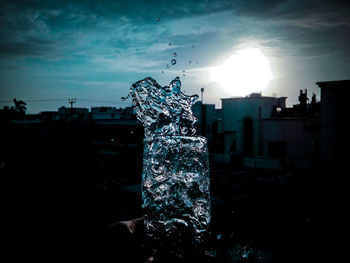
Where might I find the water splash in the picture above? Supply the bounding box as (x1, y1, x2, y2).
(122, 77, 198, 140)
(142, 135, 211, 249)
(123, 77, 210, 254)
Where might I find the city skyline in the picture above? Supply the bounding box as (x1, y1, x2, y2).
(1, 0, 350, 113)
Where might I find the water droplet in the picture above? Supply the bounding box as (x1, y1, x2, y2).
(182, 70, 185, 73)
(182, 74, 186, 77)
(171, 59, 176, 65)
(161, 70, 164, 73)
(173, 52, 177, 57)
(216, 234, 222, 240)
(156, 17, 160, 21)
(169, 43, 172, 46)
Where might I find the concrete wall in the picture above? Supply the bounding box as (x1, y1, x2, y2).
(221, 95, 286, 155)
(219, 94, 320, 168)
(262, 118, 319, 160)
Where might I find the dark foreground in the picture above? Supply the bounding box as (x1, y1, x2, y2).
(0, 121, 343, 262)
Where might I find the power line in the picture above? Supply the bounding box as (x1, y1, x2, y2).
(0, 98, 121, 104)
(78, 99, 119, 104)
(26, 99, 68, 102)
(0, 99, 67, 103)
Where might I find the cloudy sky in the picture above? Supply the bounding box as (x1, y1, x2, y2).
(1, 0, 349, 113)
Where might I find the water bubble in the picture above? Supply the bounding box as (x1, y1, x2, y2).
(156, 17, 160, 21)
(171, 59, 176, 65)
(173, 52, 177, 57)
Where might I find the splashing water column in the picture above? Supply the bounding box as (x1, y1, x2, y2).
(142, 135, 211, 252)
(123, 77, 211, 254)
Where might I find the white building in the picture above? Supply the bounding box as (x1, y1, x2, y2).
(221, 93, 286, 156)
(215, 92, 320, 169)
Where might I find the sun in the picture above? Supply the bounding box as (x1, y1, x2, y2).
(210, 48, 273, 96)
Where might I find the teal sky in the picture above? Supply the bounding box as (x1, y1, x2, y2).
(1, 0, 350, 113)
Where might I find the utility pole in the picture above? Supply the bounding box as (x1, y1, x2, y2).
(68, 98, 76, 120)
(200, 87, 204, 103)
(200, 87, 205, 136)
(68, 98, 76, 108)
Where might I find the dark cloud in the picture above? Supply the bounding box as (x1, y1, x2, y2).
(234, 0, 350, 27)
(1, 0, 350, 112)
(0, 41, 53, 58)
(1, 0, 349, 59)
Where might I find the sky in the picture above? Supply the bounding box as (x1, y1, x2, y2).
(1, 0, 349, 113)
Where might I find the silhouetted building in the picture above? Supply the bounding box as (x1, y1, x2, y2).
(317, 80, 350, 164)
(91, 107, 122, 120)
(91, 106, 135, 121)
(214, 92, 320, 169)
(39, 111, 59, 121)
(58, 106, 90, 120)
(215, 93, 286, 164)
(192, 101, 217, 143)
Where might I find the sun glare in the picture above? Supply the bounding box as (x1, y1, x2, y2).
(210, 48, 273, 96)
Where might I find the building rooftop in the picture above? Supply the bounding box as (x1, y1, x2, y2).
(316, 79, 350, 88)
(221, 93, 287, 101)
